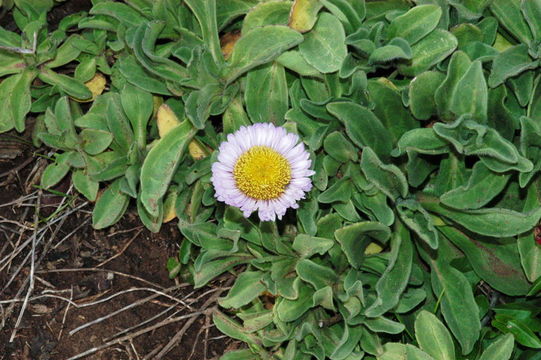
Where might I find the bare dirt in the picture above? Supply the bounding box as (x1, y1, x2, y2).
(0, 144, 235, 360)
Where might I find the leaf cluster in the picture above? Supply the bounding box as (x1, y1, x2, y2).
(3, 0, 541, 359)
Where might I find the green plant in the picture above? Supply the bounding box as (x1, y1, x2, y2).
(0, 0, 116, 134)
(10, 0, 541, 359)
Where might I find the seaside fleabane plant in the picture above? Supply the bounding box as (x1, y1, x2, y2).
(211, 123, 314, 221)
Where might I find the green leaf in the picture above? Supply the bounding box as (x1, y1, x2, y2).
(517, 181, 541, 282)
(361, 147, 408, 201)
(365, 225, 412, 317)
(39, 68, 92, 100)
(276, 50, 321, 77)
(449, 60, 488, 122)
(323, 131, 358, 162)
(117, 55, 172, 95)
(140, 121, 196, 217)
(509, 70, 535, 108)
(387, 5, 442, 45)
(409, 71, 446, 120)
(327, 102, 392, 159)
(394, 128, 449, 156)
(478, 333, 514, 360)
(213, 310, 263, 346)
(435, 51, 472, 121)
(220, 349, 260, 360)
(92, 179, 130, 229)
(334, 221, 391, 269)
(0, 70, 35, 133)
(528, 276, 541, 296)
(329, 323, 364, 359)
(184, 0, 223, 64)
(296, 259, 338, 289)
(0, 51, 25, 78)
(415, 311, 456, 360)
(245, 62, 288, 124)
(490, 0, 533, 46)
(131, 22, 188, 84)
(225, 25, 303, 83)
(430, 259, 480, 355)
(241, 0, 291, 34)
(46, 34, 83, 69)
(439, 226, 530, 296)
(41, 161, 70, 189)
(194, 255, 252, 288)
(378, 343, 435, 360)
(275, 282, 314, 321)
(90, 1, 146, 27)
(106, 93, 134, 154)
(522, 0, 541, 41)
(72, 170, 99, 202)
(365, 316, 405, 334)
(219, 271, 266, 308)
(185, 83, 224, 130)
(440, 162, 510, 210)
(369, 39, 412, 64)
(318, 177, 353, 204)
(397, 199, 439, 249)
(368, 80, 417, 144)
(121, 83, 152, 149)
(493, 315, 541, 349)
(80, 129, 113, 155)
(425, 199, 541, 238)
(137, 196, 163, 233)
(216, 0, 259, 30)
(223, 96, 251, 134)
(488, 45, 539, 88)
(433, 117, 532, 173)
(399, 29, 458, 77)
(299, 12, 347, 73)
(292, 234, 334, 258)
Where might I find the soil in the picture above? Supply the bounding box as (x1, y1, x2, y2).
(0, 142, 236, 360)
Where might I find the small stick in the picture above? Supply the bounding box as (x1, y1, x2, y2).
(66, 312, 204, 360)
(37, 268, 170, 290)
(69, 285, 191, 335)
(57, 287, 74, 341)
(96, 229, 143, 267)
(9, 189, 41, 342)
(104, 307, 180, 342)
(153, 277, 234, 359)
(0, 156, 34, 179)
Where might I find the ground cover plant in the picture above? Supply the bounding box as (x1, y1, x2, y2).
(2, 0, 541, 359)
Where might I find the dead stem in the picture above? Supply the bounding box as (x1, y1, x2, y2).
(96, 228, 143, 267)
(9, 188, 41, 342)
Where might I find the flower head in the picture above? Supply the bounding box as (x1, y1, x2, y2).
(211, 123, 314, 221)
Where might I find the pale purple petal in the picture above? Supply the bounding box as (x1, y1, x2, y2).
(211, 123, 315, 222)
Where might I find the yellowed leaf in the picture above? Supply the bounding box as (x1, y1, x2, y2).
(289, 0, 323, 33)
(73, 73, 106, 102)
(221, 31, 242, 59)
(163, 190, 178, 223)
(364, 242, 383, 255)
(152, 95, 164, 118)
(376, 77, 400, 91)
(493, 33, 513, 52)
(188, 139, 210, 160)
(157, 104, 181, 138)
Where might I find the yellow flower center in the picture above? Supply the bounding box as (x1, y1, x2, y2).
(233, 146, 291, 200)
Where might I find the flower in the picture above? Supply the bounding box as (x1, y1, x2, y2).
(211, 123, 314, 221)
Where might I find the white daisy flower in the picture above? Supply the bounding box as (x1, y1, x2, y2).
(211, 123, 315, 221)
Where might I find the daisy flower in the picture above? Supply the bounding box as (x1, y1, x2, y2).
(211, 123, 315, 221)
